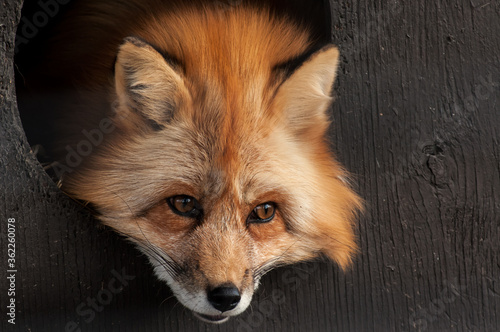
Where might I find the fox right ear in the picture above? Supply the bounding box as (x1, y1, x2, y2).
(273, 45, 340, 139)
(114, 36, 190, 129)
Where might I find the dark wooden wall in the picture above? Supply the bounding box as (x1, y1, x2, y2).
(1, 0, 499, 331)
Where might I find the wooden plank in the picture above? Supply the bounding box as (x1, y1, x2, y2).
(330, 0, 500, 330)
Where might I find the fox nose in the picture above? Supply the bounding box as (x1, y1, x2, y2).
(207, 284, 241, 312)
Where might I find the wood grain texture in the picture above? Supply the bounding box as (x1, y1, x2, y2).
(1, 0, 499, 331)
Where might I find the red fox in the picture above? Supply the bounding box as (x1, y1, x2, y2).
(21, 0, 362, 323)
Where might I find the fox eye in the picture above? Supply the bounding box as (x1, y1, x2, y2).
(167, 195, 202, 218)
(248, 202, 276, 224)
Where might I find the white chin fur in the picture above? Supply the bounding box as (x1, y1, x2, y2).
(193, 312, 230, 324)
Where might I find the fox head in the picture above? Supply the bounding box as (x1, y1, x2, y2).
(61, 8, 362, 323)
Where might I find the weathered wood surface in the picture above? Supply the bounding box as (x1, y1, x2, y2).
(1, 0, 499, 331)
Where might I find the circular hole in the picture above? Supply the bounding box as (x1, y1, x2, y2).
(14, 0, 332, 184)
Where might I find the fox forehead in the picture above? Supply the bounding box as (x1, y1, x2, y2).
(140, 7, 312, 81)
(99, 116, 308, 217)
(131, 7, 313, 126)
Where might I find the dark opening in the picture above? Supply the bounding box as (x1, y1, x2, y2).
(15, 0, 332, 177)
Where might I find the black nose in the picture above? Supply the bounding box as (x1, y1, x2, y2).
(207, 284, 241, 312)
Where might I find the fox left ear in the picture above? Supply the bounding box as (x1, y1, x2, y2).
(274, 45, 340, 136)
(113, 36, 191, 129)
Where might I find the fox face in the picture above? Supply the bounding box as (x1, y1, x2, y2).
(57, 6, 362, 323)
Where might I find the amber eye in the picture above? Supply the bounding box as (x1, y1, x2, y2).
(167, 195, 202, 218)
(248, 202, 276, 224)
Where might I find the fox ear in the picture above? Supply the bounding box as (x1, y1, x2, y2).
(274, 45, 340, 136)
(114, 36, 190, 129)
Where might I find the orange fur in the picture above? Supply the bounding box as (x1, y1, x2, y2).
(28, 0, 362, 323)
